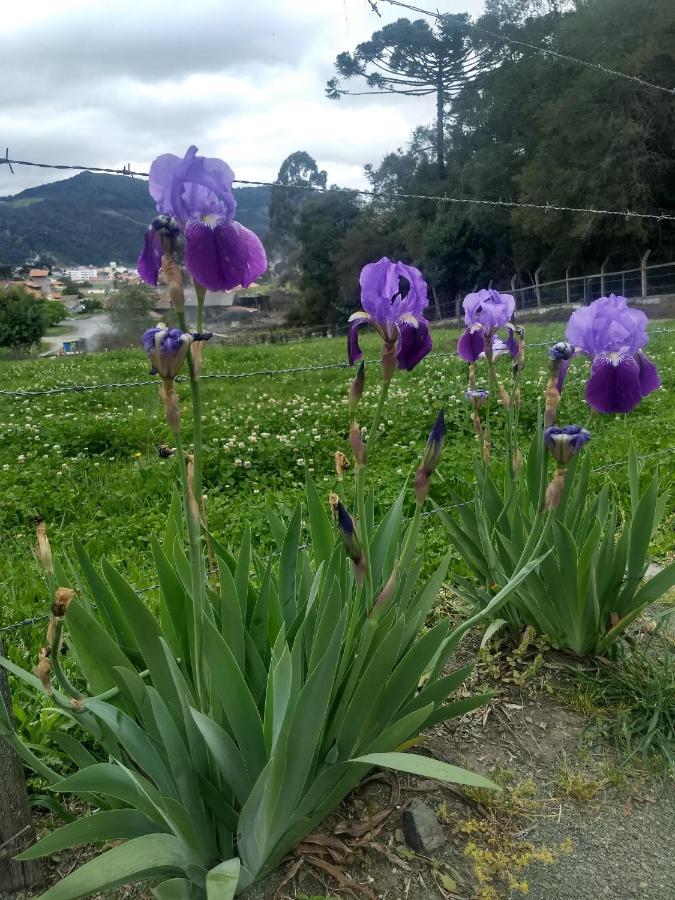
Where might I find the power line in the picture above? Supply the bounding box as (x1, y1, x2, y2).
(374, 0, 675, 98)
(2, 444, 672, 636)
(2, 153, 675, 223)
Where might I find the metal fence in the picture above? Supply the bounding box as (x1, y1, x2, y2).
(502, 260, 675, 312)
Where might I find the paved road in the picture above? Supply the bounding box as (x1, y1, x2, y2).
(42, 313, 111, 354)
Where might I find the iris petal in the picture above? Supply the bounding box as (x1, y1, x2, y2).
(635, 351, 661, 397)
(184, 217, 267, 292)
(348, 317, 369, 365)
(137, 229, 163, 286)
(556, 358, 571, 395)
(457, 327, 485, 362)
(585, 354, 642, 414)
(396, 316, 432, 370)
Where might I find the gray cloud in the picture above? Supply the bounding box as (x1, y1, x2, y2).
(0, 0, 484, 196)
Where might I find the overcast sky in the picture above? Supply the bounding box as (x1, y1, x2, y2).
(0, 0, 484, 197)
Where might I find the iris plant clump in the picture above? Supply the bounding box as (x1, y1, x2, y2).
(0, 149, 545, 900)
(441, 288, 674, 656)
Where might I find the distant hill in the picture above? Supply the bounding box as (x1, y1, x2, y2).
(0, 171, 270, 266)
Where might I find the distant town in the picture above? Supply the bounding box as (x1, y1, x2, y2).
(1, 262, 142, 312)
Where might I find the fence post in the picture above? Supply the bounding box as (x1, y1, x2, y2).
(431, 284, 442, 321)
(454, 293, 461, 329)
(600, 256, 610, 297)
(641, 249, 652, 297)
(565, 264, 572, 304)
(0, 638, 43, 895)
(534, 267, 542, 307)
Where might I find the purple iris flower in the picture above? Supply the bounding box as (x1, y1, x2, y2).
(142, 324, 212, 379)
(565, 294, 661, 414)
(544, 425, 591, 466)
(137, 146, 267, 293)
(465, 388, 489, 406)
(348, 257, 432, 372)
(457, 289, 517, 363)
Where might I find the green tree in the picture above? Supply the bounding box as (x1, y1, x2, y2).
(268, 151, 328, 283)
(0, 286, 45, 351)
(41, 300, 68, 327)
(109, 283, 161, 342)
(289, 190, 360, 326)
(327, 16, 485, 177)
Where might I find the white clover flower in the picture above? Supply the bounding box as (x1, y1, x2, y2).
(296, 458, 305, 466)
(2, 464, 9, 471)
(243, 460, 252, 469)
(234, 458, 243, 467)
(17, 455, 25, 463)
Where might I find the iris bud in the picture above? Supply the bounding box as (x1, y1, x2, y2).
(336, 500, 365, 585)
(415, 410, 445, 505)
(544, 425, 591, 466)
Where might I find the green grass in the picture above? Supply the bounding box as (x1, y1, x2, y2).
(1, 321, 673, 664)
(567, 622, 675, 775)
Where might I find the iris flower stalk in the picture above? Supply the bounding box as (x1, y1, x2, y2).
(142, 325, 210, 701)
(138, 147, 268, 707)
(346, 258, 431, 592)
(139, 146, 267, 513)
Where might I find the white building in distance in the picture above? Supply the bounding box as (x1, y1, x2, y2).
(65, 267, 99, 281)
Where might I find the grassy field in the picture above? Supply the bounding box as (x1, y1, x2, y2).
(1, 321, 673, 663)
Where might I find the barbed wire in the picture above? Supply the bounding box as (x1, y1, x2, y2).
(1, 446, 672, 636)
(1, 329, 673, 400)
(2, 153, 675, 223)
(375, 0, 675, 98)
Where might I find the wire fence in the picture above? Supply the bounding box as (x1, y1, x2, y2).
(1, 328, 674, 400)
(2, 153, 675, 224)
(2, 444, 673, 637)
(503, 262, 675, 312)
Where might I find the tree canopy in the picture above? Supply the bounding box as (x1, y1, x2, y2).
(289, 0, 675, 325)
(327, 16, 485, 176)
(0, 286, 46, 351)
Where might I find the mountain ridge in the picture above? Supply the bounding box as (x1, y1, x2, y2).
(0, 171, 270, 266)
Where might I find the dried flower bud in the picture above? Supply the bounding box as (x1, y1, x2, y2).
(498, 383, 511, 409)
(160, 381, 181, 431)
(52, 587, 75, 618)
(161, 255, 186, 312)
(35, 518, 53, 575)
(34, 648, 52, 694)
(334, 451, 349, 481)
(328, 492, 340, 518)
(349, 421, 367, 468)
(512, 447, 523, 476)
(541, 468, 567, 511)
(481, 425, 491, 465)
